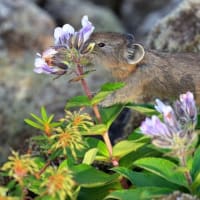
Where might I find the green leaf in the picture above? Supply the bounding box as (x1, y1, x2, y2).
(31, 135, 48, 140)
(128, 129, 148, 141)
(105, 187, 172, 200)
(58, 159, 69, 170)
(47, 114, 54, 123)
(112, 167, 179, 189)
(81, 124, 108, 136)
(126, 103, 157, 116)
(24, 175, 44, 195)
(66, 95, 91, 108)
(30, 113, 44, 124)
(100, 104, 124, 127)
(196, 113, 200, 129)
(24, 119, 43, 130)
(49, 149, 63, 160)
(91, 91, 111, 105)
(191, 145, 200, 178)
(85, 138, 109, 160)
(78, 182, 121, 200)
(33, 157, 45, 169)
(113, 141, 144, 158)
(119, 145, 160, 168)
(101, 82, 125, 92)
(41, 106, 48, 121)
(90, 82, 125, 105)
(82, 148, 98, 165)
(71, 164, 119, 187)
(50, 122, 61, 127)
(191, 172, 200, 193)
(134, 157, 188, 188)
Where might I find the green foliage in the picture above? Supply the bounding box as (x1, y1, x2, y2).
(66, 82, 125, 108)
(2, 80, 200, 200)
(134, 157, 188, 188)
(105, 187, 173, 200)
(126, 103, 158, 116)
(24, 107, 59, 135)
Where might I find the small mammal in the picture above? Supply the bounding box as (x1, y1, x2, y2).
(86, 32, 200, 106)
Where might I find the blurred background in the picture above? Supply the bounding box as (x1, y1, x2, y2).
(0, 0, 200, 163)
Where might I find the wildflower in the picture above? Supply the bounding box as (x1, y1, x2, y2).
(1, 151, 38, 183)
(42, 167, 75, 200)
(34, 48, 68, 75)
(174, 91, 197, 129)
(61, 109, 94, 130)
(51, 126, 85, 158)
(141, 116, 190, 150)
(54, 15, 95, 53)
(34, 15, 95, 75)
(140, 91, 198, 155)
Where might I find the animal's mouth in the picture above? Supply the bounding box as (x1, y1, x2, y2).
(80, 41, 95, 55)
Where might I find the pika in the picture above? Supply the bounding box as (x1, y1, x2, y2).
(86, 32, 200, 106)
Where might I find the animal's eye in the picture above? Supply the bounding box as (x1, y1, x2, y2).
(97, 42, 105, 47)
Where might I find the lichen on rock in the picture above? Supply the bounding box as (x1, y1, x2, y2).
(147, 0, 200, 52)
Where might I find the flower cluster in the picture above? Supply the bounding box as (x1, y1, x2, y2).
(34, 15, 95, 75)
(62, 109, 93, 130)
(1, 151, 38, 184)
(42, 167, 75, 200)
(50, 110, 93, 158)
(140, 91, 198, 155)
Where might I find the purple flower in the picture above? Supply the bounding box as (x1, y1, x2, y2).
(155, 99, 180, 133)
(34, 16, 95, 76)
(174, 91, 197, 126)
(141, 116, 171, 138)
(155, 99, 178, 127)
(141, 116, 176, 148)
(54, 24, 75, 47)
(34, 48, 67, 75)
(140, 92, 198, 151)
(54, 15, 95, 51)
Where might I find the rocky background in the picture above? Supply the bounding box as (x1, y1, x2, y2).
(0, 0, 200, 163)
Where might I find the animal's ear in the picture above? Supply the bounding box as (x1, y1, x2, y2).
(125, 43, 145, 65)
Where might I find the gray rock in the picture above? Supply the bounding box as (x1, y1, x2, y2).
(84, 0, 123, 14)
(157, 191, 199, 200)
(0, 0, 55, 58)
(44, 0, 124, 32)
(121, 0, 181, 40)
(147, 0, 200, 52)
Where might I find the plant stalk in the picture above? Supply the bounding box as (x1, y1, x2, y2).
(77, 65, 119, 166)
(179, 150, 192, 186)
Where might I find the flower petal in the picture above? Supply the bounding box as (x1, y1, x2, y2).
(54, 27, 63, 43)
(155, 99, 178, 128)
(62, 24, 75, 35)
(140, 116, 171, 137)
(34, 57, 46, 68)
(79, 15, 95, 43)
(43, 48, 58, 57)
(34, 55, 59, 75)
(180, 91, 197, 119)
(33, 67, 44, 74)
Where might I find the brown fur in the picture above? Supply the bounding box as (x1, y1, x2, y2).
(87, 32, 200, 106)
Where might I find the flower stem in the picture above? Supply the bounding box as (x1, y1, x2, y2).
(179, 151, 192, 186)
(76, 65, 118, 166)
(35, 160, 51, 179)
